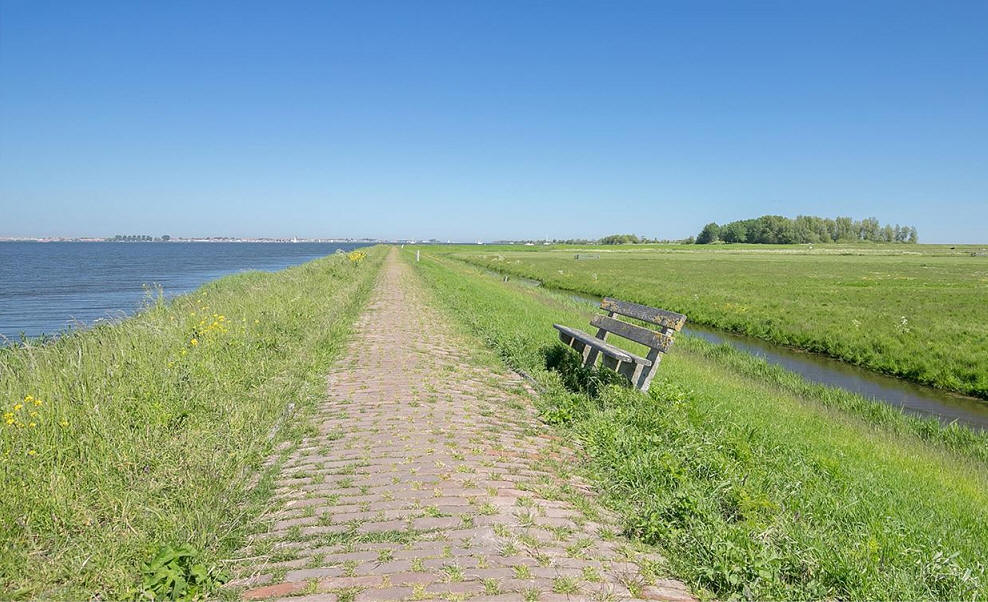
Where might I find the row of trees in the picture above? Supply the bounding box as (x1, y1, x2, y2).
(600, 234, 642, 245)
(696, 216, 918, 245)
(598, 234, 695, 245)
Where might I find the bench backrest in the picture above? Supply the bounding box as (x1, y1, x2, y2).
(593, 297, 686, 353)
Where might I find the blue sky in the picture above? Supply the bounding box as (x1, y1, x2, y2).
(1, 1, 986, 242)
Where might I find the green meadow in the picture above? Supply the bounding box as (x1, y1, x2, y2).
(405, 247, 988, 600)
(448, 243, 988, 399)
(0, 248, 385, 599)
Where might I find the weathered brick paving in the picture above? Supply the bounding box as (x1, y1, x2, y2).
(231, 250, 693, 601)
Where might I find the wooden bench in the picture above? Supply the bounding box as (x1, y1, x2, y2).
(553, 298, 686, 392)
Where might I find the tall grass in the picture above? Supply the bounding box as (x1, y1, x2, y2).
(452, 244, 988, 398)
(0, 247, 385, 598)
(406, 249, 988, 600)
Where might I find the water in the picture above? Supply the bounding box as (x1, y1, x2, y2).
(491, 271, 988, 430)
(682, 323, 988, 430)
(0, 242, 366, 341)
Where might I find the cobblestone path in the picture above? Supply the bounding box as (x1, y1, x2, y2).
(232, 250, 693, 601)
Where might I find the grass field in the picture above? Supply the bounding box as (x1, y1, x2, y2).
(0, 247, 385, 599)
(446, 243, 988, 399)
(405, 248, 988, 600)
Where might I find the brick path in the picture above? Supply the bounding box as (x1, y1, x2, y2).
(231, 250, 693, 601)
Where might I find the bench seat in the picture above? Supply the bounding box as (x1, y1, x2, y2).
(553, 324, 652, 366)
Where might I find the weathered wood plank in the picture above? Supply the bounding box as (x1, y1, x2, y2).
(636, 348, 662, 391)
(557, 331, 587, 353)
(600, 298, 686, 331)
(552, 324, 651, 365)
(590, 315, 675, 352)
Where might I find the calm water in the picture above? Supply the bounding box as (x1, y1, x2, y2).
(0, 242, 366, 341)
(488, 270, 988, 430)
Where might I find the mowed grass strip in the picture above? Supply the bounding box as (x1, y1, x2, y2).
(0, 246, 385, 599)
(406, 249, 988, 600)
(450, 244, 988, 398)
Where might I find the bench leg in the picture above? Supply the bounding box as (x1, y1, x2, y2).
(630, 362, 646, 385)
(583, 347, 600, 368)
(618, 361, 637, 382)
(635, 349, 663, 392)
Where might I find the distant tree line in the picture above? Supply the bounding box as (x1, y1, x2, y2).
(599, 234, 641, 245)
(597, 234, 695, 245)
(696, 216, 918, 245)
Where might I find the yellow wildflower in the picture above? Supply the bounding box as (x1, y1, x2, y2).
(13, 404, 22, 412)
(27, 450, 37, 456)
(190, 338, 198, 346)
(60, 419, 69, 428)
(29, 422, 36, 428)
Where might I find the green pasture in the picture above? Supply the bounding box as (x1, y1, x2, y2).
(445, 243, 988, 398)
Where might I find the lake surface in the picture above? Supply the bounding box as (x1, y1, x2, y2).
(488, 269, 988, 430)
(0, 242, 366, 341)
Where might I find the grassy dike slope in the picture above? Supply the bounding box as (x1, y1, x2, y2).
(453, 244, 988, 399)
(406, 248, 988, 600)
(0, 246, 385, 598)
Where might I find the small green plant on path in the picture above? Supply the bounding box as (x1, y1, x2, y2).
(139, 544, 226, 601)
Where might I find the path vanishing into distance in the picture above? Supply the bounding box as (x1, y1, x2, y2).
(231, 250, 694, 601)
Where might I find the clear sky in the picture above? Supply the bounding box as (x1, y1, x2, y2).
(1, 1, 986, 242)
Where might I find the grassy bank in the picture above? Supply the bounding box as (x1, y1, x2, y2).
(0, 246, 385, 599)
(405, 248, 988, 600)
(448, 243, 988, 399)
